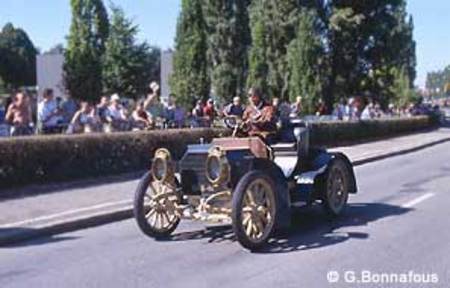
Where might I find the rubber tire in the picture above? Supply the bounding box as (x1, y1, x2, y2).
(134, 172, 180, 239)
(231, 170, 278, 251)
(321, 158, 350, 218)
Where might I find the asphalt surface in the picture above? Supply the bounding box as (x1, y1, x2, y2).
(1, 142, 450, 288)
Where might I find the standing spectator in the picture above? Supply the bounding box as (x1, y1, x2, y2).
(164, 97, 176, 127)
(203, 99, 215, 127)
(144, 82, 164, 127)
(38, 88, 63, 134)
(69, 101, 100, 134)
(61, 94, 78, 125)
(173, 100, 186, 128)
(5, 92, 33, 136)
(132, 101, 152, 130)
(223, 96, 245, 118)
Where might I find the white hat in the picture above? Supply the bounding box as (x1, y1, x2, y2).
(150, 82, 160, 92)
(111, 93, 120, 102)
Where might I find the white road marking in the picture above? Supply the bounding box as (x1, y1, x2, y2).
(0, 200, 132, 228)
(402, 193, 435, 208)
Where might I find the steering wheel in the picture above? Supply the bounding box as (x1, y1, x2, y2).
(223, 116, 251, 137)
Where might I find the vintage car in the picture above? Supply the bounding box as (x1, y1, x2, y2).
(133, 117, 357, 250)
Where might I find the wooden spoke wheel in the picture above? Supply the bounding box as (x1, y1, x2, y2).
(134, 172, 181, 239)
(232, 171, 277, 251)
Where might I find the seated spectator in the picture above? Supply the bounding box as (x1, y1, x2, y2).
(361, 101, 375, 120)
(0, 100, 5, 123)
(69, 101, 100, 134)
(5, 92, 33, 136)
(316, 99, 328, 116)
(97, 96, 110, 123)
(106, 94, 129, 131)
(38, 88, 63, 134)
(191, 99, 206, 127)
(333, 98, 346, 120)
(223, 97, 245, 118)
(203, 99, 215, 127)
(164, 97, 176, 127)
(132, 101, 152, 130)
(61, 94, 78, 125)
(290, 96, 303, 117)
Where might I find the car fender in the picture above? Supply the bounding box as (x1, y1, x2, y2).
(303, 150, 357, 194)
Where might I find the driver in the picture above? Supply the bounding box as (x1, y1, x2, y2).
(243, 87, 277, 137)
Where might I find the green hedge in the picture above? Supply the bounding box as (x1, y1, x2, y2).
(309, 116, 434, 146)
(0, 116, 435, 189)
(0, 128, 227, 189)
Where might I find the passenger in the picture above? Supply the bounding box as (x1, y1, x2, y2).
(223, 97, 245, 118)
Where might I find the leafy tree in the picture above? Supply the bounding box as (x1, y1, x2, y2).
(170, 0, 210, 108)
(103, 5, 160, 99)
(64, 0, 109, 102)
(287, 9, 325, 114)
(0, 23, 38, 89)
(326, 0, 416, 108)
(391, 67, 418, 107)
(248, 0, 303, 100)
(426, 65, 450, 97)
(203, 0, 251, 103)
(45, 44, 65, 55)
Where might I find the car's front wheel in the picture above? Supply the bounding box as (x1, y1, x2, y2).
(134, 172, 181, 239)
(231, 171, 277, 251)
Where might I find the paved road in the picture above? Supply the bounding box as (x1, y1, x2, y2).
(1, 142, 450, 288)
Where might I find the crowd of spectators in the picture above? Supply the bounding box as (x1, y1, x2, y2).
(0, 81, 448, 137)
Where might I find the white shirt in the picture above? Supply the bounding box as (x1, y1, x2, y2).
(107, 105, 125, 120)
(38, 100, 61, 127)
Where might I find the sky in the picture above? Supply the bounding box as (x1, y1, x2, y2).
(0, 0, 449, 88)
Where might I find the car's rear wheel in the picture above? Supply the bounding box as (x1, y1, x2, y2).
(134, 172, 181, 239)
(322, 159, 350, 217)
(232, 171, 277, 251)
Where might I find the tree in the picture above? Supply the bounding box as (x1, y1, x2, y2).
(0, 23, 38, 89)
(44, 44, 65, 55)
(103, 5, 160, 99)
(326, 0, 416, 108)
(287, 9, 325, 114)
(64, 0, 109, 102)
(247, 0, 325, 100)
(391, 67, 418, 107)
(203, 0, 251, 103)
(248, 0, 307, 100)
(170, 0, 210, 108)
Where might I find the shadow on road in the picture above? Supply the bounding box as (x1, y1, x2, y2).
(169, 202, 412, 253)
(0, 227, 79, 248)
